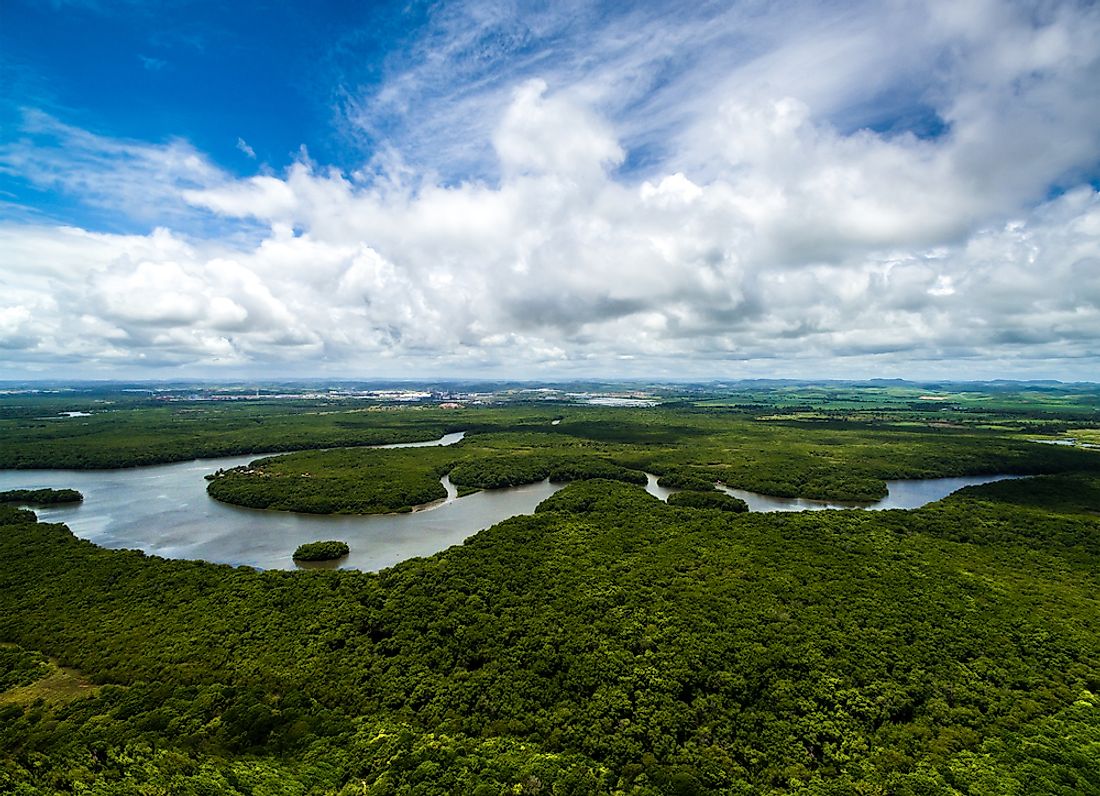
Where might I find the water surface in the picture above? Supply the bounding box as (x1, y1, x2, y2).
(0, 432, 565, 572)
(1, 435, 1024, 571)
(1029, 437, 1100, 450)
(714, 474, 1024, 512)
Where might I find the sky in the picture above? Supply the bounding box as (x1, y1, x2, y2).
(1, 0, 1099, 381)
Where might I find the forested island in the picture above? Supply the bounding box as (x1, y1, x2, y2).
(0, 488, 83, 505)
(0, 382, 1098, 794)
(293, 540, 351, 561)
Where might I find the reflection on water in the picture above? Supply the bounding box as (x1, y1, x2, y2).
(1029, 437, 1100, 450)
(374, 432, 466, 449)
(714, 474, 1024, 512)
(0, 430, 1024, 572)
(644, 471, 1022, 512)
(643, 473, 679, 501)
(644, 471, 1020, 511)
(0, 432, 565, 573)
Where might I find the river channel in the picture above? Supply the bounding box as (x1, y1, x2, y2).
(1, 433, 1021, 571)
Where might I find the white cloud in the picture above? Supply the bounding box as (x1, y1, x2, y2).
(493, 79, 624, 183)
(1, 0, 1099, 379)
(0, 111, 228, 224)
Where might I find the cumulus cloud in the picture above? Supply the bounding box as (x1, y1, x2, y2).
(494, 80, 624, 183)
(1, 0, 1099, 378)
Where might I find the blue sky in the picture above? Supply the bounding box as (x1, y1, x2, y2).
(2, 1, 407, 224)
(1, 0, 1099, 379)
(3, 0, 970, 225)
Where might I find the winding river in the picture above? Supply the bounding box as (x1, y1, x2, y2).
(0, 432, 1022, 571)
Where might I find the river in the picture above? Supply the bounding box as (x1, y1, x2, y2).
(0, 434, 1022, 571)
(714, 475, 1023, 511)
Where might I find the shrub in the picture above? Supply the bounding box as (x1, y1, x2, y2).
(291, 540, 350, 561)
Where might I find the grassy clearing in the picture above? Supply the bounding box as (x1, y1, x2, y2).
(1068, 427, 1100, 444)
(0, 646, 98, 707)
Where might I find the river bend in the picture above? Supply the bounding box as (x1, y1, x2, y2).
(1, 433, 1021, 571)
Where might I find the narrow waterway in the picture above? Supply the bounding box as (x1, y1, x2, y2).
(712, 474, 1024, 511)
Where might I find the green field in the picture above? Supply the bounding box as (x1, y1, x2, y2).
(3, 381, 1099, 471)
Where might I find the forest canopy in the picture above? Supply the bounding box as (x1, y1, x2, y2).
(1, 467, 1098, 793)
(0, 393, 1098, 793)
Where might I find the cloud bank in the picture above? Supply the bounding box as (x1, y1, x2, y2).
(1, 0, 1098, 379)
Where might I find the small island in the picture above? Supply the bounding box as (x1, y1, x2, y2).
(0, 488, 84, 505)
(292, 540, 350, 562)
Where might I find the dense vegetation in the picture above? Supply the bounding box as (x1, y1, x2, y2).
(207, 447, 454, 514)
(666, 490, 749, 512)
(656, 470, 725, 493)
(0, 401, 471, 469)
(202, 408, 1100, 513)
(1, 389, 1099, 792)
(0, 645, 50, 692)
(1, 467, 1098, 793)
(3, 383, 1098, 479)
(293, 541, 351, 562)
(0, 504, 36, 525)
(0, 488, 83, 505)
(206, 432, 653, 514)
(449, 454, 648, 491)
